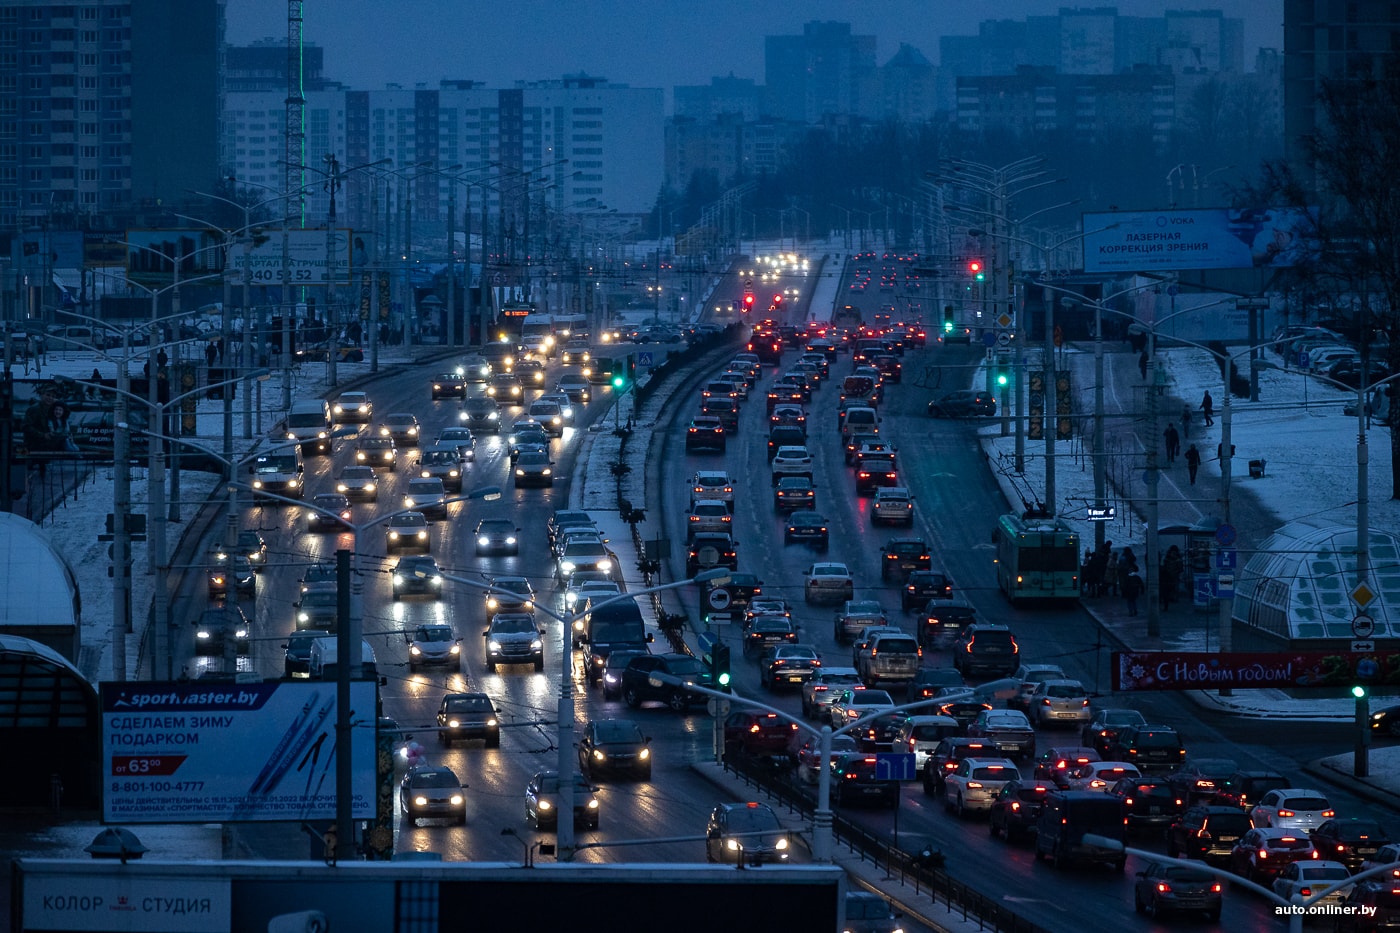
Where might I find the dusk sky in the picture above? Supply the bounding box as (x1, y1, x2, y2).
(226, 1, 1284, 107)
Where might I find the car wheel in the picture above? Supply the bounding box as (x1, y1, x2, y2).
(534, 658, 544, 672)
(457, 812, 467, 826)
(1134, 891, 1146, 914)
(989, 818, 1000, 838)
(486, 733, 500, 749)
(666, 691, 688, 713)
(623, 687, 641, 709)
(1052, 843, 1068, 869)
(955, 794, 968, 819)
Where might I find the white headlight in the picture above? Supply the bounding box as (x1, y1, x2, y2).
(478, 536, 490, 547)
(597, 559, 611, 571)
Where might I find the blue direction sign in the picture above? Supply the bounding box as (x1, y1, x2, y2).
(1215, 548, 1237, 571)
(638, 351, 654, 366)
(875, 752, 918, 782)
(982, 330, 997, 348)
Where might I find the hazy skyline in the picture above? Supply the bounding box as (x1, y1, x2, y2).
(227, 1, 1284, 105)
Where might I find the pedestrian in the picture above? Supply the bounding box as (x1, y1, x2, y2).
(1118, 546, 1139, 597)
(1180, 404, 1191, 440)
(1160, 545, 1184, 610)
(1185, 444, 1201, 484)
(1200, 390, 1215, 426)
(205, 341, 217, 368)
(1080, 548, 1095, 595)
(157, 347, 169, 371)
(1123, 570, 1144, 617)
(216, 338, 225, 362)
(1138, 348, 1149, 380)
(1163, 423, 1181, 464)
(1103, 548, 1120, 597)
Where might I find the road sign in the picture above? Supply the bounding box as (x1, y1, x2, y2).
(996, 332, 1012, 347)
(1193, 574, 1215, 606)
(982, 330, 997, 348)
(1352, 582, 1377, 608)
(875, 753, 918, 782)
(706, 587, 732, 611)
(1215, 523, 1237, 547)
(1216, 573, 1235, 598)
(1352, 613, 1376, 639)
(697, 631, 719, 660)
(1215, 548, 1237, 571)
(1086, 505, 1116, 522)
(744, 279, 753, 289)
(995, 312, 1014, 329)
(1352, 640, 1377, 653)
(706, 612, 734, 625)
(638, 351, 654, 366)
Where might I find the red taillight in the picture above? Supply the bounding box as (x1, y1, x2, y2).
(1321, 809, 1336, 818)
(1278, 809, 1295, 818)
(1156, 883, 1172, 894)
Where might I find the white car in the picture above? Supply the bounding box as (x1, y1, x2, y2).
(402, 477, 448, 521)
(1029, 679, 1093, 727)
(332, 391, 373, 423)
(687, 500, 733, 539)
(1272, 861, 1353, 908)
(691, 470, 735, 509)
(801, 667, 862, 720)
(892, 715, 961, 771)
(944, 757, 1020, 817)
(1250, 788, 1336, 832)
(804, 561, 854, 603)
(871, 486, 915, 525)
(771, 446, 814, 484)
(828, 687, 895, 729)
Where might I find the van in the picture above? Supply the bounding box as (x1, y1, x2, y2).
(1035, 790, 1128, 870)
(839, 406, 879, 441)
(308, 636, 377, 680)
(285, 399, 333, 455)
(579, 598, 653, 684)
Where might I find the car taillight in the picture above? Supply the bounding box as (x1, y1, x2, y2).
(1278, 809, 1295, 817)
(1321, 809, 1336, 818)
(1156, 883, 1172, 894)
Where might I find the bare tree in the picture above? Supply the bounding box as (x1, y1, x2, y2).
(1256, 56, 1400, 496)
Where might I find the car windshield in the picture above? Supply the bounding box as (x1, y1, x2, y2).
(858, 690, 895, 706)
(845, 898, 893, 921)
(726, 808, 781, 833)
(821, 673, 861, 686)
(519, 451, 550, 465)
(1300, 866, 1352, 881)
(392, 515, 425, 528)
(341, 467, 374, 480)
(1133, 783, 1175, 799)
(668, 658, 705, 677)
(422, 450, 456, 465)
(1134, 732, 1179, 748)
(481, 521, 514, 533)
(302, 591, 336, 607)
(591, 622, 640, 643)
(972, 766, 1012, 779)
(411, 770, 457, 788)
(445, 696, 492, 713)
(408, 481, 442, 495)
(594, 722, 643, 743)
(813, 567, 846, 577)
(497, 579, 531, 595)
(567, 541, 607, 557)
(1333, 821, 1386, 841)
(416, 627, 453, 643)
(493, 617, 536, 635)
(1104, 710, 1146, 726)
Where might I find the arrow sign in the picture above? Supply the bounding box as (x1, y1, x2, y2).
(875, 752, 917, 781)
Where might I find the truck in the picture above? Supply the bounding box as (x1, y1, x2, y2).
(284, 399, 333, 456)
(308, 636, 377, 680)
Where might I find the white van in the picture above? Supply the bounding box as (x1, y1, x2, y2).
(285, 399, 333, 455)
(308, 636, 377, 680)
(839, 406, 880, 441)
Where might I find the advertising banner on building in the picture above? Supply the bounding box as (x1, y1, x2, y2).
(20, 873, 230, 932)
(225, 228, 354, 286)
(1113, 650, 1399, 692)
(100, 680, 376, 823)
(1083, 208, 1317, 273)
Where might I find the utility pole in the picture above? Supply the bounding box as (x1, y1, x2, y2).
(112, 346, 131, 681)
(325, 154, 341, 388)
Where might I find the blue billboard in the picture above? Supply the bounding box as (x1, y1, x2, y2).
(1083, 208, 1317, 273)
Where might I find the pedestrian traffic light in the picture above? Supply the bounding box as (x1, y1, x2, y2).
(968, 260, 985, 282)
(943, 305, 955, 333)
(712, 642, 731, 691)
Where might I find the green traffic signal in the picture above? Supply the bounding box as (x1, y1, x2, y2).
(995, 370, 1009, 387)
(944, 320, 954, 333)
(1353, 684, 1368, 699)
(612, 374, 625, 389)
(717, 670, 731, 687)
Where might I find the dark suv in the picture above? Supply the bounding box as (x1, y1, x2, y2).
(903, 570, 953, 611)
(1212, 770, 1292, 810)
(881, 537, 931, 581)
(767, 424, 807, 460)
(829, 754, 900, 808)
(1106, 724, 1186, 773)
(723, 711, 798, 758)
(922, 738, 995, 796)
(436, 692, 501, 748)
(1166, 805, 1253, 862)
(917, 597, 976, 647)
(1335, 882, 1400, 933)
(621, 653, 713, 712)
(952, 623, 1019, 678)
(1106, 776, 1186, 829)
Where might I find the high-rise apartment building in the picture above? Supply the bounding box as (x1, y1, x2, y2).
(765, 21, 878, 123)
(1283, 0, 1400, 166)
(0, 0, 222, 232)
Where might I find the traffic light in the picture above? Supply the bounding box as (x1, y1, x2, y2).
(742, 293, 755, 312)
(995, 364, 1010, 387)
(1353, 684, 1368, 699)
(712, 642, 732, 691)
(943, 305, 955, 333)
(968, 260, 985, 282)
(772, 293, 783, 307)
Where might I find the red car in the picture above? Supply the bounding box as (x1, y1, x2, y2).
(723, 711, 798, 757)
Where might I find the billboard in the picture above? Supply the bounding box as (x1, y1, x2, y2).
(1083, 208, 1318, 273)
(1113, 650, 1400, 692)
(100, 680, 376, 823)
(8, 377, 158, 463)
(226, 228, 354, 286)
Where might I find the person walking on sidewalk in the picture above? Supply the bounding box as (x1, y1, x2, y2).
(1181, 404, 1192, 440)
(1123, 569, 1144, 617)
(205, 340, 217, 368)
(1160, 546, 1184, 611)
(1199, 390, 1215, 426)
(1138, 349, 1149, 380)
(1103, 548, 1120, 597)
(1163, 423, 1181, 464)
(1185, 444, 1201, 484)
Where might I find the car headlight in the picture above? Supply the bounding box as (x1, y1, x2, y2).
(404, 498, 414, 508)
(431, 577, 441, 586)
(596, 559, 611, 571)
(587, 799, 599, 809)
(334, 406, 344, 414)
(478, 536, 491, 547)
(335, 483, 348, 492)
(727, 839, 739, 851)
(408, 427, 417, 435)
(449, 794, 463, 806)
(542, 468, 552, 475)
(298, 611, 309, 622)
(413, 795, 428, 806)
(515, 469, 525, 476)
(449, 469, 459, 477)
(409, 645, 421, 656)
(488, 640, 502, 653)
(447, 718, 460, 728)
(365, 483, 375, 492)
(449, 644, 459, 654)
(393, 575, 404, 585)
(196, 630, 211, 639)
(561, 561, 576, 574)
(288, 478, 298, 488)
(384, 452, 393, 460)
(417, 531, 427, 539)
(538, 800, 552, 811)
(775, 837, 788, 850)
(252, 480, 264, 489)
(592, 750, 606, 761)
(639, 748, 650, 760)
(286, 432, 296, 440)
(389, 531, 400, 539)
(530, 639, 543, 650)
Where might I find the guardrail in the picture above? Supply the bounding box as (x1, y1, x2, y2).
(723, 753, 1051, 933)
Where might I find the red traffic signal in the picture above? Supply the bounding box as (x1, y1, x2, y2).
(773, 293, 783, 305)
(968, 260, 983, 274)
(743, 293, 755, 308)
